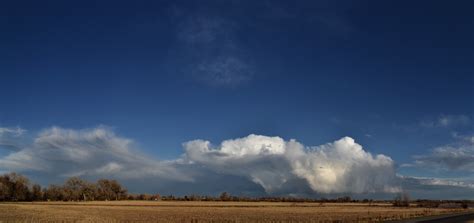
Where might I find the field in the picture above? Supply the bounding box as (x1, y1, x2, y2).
(0, 201, 469, 223)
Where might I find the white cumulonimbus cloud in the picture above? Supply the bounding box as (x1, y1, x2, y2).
(0, 126, 401, 194)
(184, 134, 400, 194)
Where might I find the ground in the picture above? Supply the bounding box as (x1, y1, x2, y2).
(0, 201, 469, 222)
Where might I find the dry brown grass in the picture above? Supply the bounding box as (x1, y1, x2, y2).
(0, 201, 468, 223)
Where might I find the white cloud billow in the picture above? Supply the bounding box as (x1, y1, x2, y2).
(184, 134, 400, 194)
(288, 137, 399, 193)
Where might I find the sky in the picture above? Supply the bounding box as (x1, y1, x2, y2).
(0, 0, 473, 199)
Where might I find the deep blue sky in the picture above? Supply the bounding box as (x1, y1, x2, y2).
(1, 0, 473, 179)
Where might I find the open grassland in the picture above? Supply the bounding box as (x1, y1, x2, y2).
(0, 201, 470, 223)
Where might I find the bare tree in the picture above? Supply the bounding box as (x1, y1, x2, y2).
(0, 172, 132, 202)
(97, 179, 127, 201)
(219, 192, 230, 201)
(64, 177, 86, 201)
(43, 184, 66, 201)
(31, 184, 43, 201)
(0, 178, 10, 201)
(81, 182, 97, 201)
(63, 177, 101, 201)
(109, 180, 127, 200)
(0, 173, 30, 201)
(393, 192, 410, 207)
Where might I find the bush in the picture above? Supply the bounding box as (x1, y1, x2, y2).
(393, 193, 410, 207)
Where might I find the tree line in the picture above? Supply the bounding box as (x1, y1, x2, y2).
(0, 172, 472, 208)
(0, 172, 126, 201)
(0, 172, 365, 203)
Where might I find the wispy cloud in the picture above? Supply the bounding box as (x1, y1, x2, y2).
(420, 114, 470, 128)
(0, 127, 26, 137)
(195, 55, 253, 86)
(175, 12, 253, 87)
(311, 14, 354, 37)
(393, 114, 471, 133)
(0, 127, 26, 151)
(399, 175, 474, 199)
(0, 126, 190, 181)
(452, 132, 474, 143)
(413, 176, 474, 189)
(403, 134, 474, 171)
(177, 15, 234, 45)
